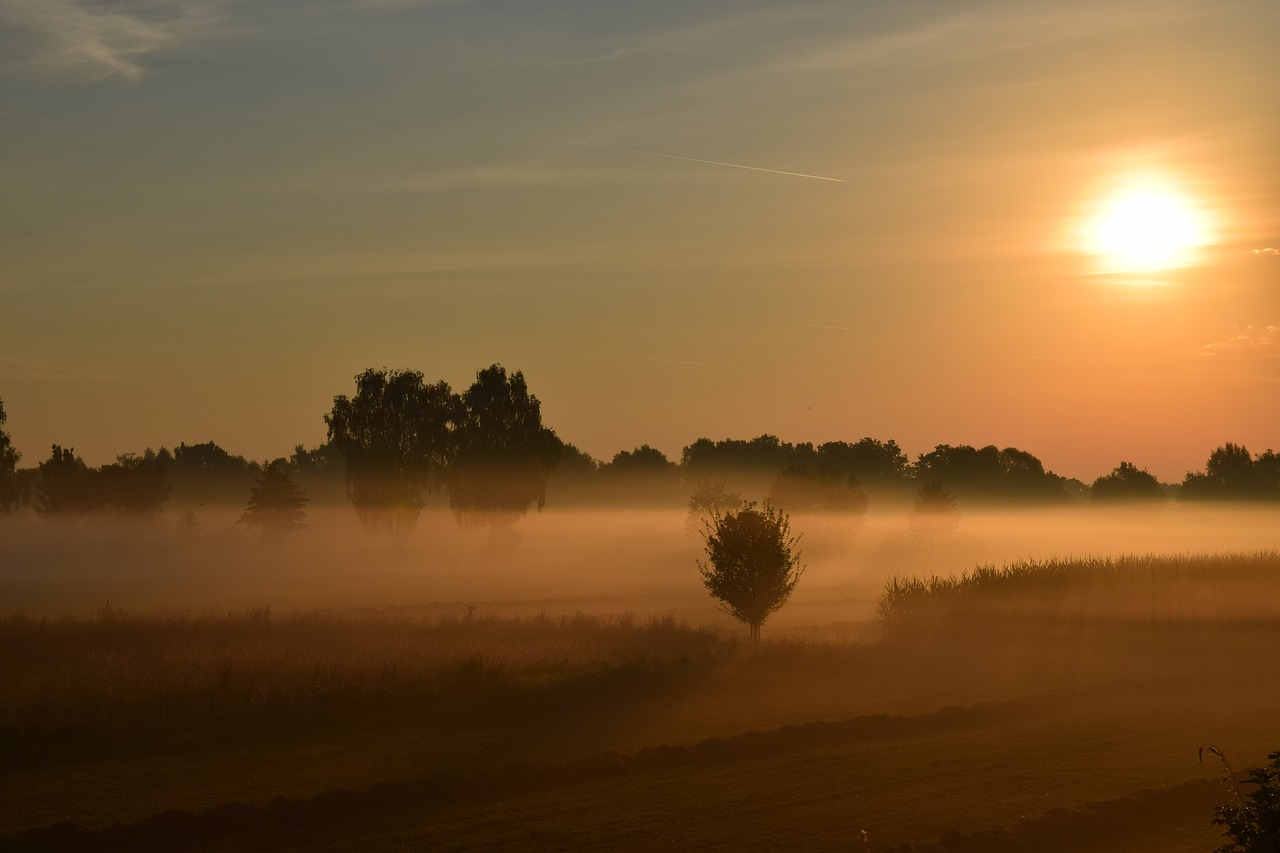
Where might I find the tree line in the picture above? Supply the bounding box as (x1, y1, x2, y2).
(2, 367, 1279, 530)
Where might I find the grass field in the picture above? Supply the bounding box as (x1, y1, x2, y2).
(3, 510, 1280, 851)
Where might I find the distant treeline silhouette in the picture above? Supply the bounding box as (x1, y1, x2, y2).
(1, 377, 1278, 526)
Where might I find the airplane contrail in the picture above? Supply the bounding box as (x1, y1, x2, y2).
(569, 139, 846, 184)
(0, 110, 79, 125)
(542, 346, 741, 371)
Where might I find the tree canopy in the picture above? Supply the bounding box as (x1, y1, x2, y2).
(240, 460, 309, 538)
(446, 365, 561, 530)
(1091, 461, 1165, 502)
(35, 446, 99, 518)
(1183, 443, 1280, 501)
(914, 444, 1068, 502)
(698, 501, 804, 640)
(325, 368, 456, 531)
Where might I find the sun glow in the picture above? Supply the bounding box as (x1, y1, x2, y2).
(1084, 182, 1208, 272)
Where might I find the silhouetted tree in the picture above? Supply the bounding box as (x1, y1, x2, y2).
(552, 442, 600, 477)
(1091, 461, 1165, 502)
(34, 446, 99, 518)
(698, 501, 804, 641)
(909, 480, 960, 539)
(172, 441, 251, 474)
(815, 438, 911, 487)
(0, 398, 19, 515)
(170, 441, 256, 505)
(680, 434, 795, 478)
(98, 450, 171, 518)
(1183, 443, 1279, 501)
(240, 460, 309, 538)
(686, 478, 743, 534)
(602, 444, 677, 476)
(326, 368, 456, 532)
(768, 464, 869, 515)
(447, 365, 561, 531)
(914, 444, 1067, 502)
(288, 442, 342, 475)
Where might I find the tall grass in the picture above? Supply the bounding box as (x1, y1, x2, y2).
(0, 607, 731, 750)
(876, 551, 1280, 637)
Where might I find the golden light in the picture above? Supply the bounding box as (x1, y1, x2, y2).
(1084, 181, 1208, 272)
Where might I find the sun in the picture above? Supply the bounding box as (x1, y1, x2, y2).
(1084, 182, 1207, 271)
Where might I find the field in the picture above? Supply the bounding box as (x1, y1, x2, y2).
(2, 504, 1280, 851)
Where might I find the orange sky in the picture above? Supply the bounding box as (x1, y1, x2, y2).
(1, 0, 1277, 481)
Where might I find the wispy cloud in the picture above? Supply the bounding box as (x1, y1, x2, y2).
(0, 0, 230, 82)
(1252, 247, 1279, 257)
(1200, 325, 1280, 356)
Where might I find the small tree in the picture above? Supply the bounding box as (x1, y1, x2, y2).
(685, 478, 743, 534)
(909, 480, 960, 540)
(768, 464, 869, 515)
(240, 460, 309, 538)
(698, 501, 804, 640)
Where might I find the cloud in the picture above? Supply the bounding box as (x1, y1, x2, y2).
(0, 0, 229, 82)
(1200, 325, 1280, 356)
(1252, 248, 1279, 257)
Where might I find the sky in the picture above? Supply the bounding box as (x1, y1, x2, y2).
(1, 0, 1277, 482)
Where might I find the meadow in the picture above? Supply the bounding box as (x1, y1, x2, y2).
(2, 504, 1279, 850)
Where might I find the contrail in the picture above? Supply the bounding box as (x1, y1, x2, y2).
(569, 139, 845, 184)
(542, 346, 740, 371)
(0, 110, 79, 125)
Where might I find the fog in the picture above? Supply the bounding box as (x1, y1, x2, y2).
(4, 502, 1278, 630)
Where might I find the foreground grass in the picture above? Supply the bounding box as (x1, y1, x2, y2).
(6, 551, 1280, 849)
(2, 608, 729, 749)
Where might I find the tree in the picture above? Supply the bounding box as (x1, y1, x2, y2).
(686, 478, 743, 534)
(170, 441, 255, 505)
(909, 480, 960, 540)
(1091, 461, 1165, 502)
(0, 398, 19, 515)
(326, 368, 456, 532)
(602, 444, 677, 476)
(448, 365, 561, 531)
(98, 450, 171, 518)
(698, 501, 804, 640)
(815, 438, 911, 487)
(1183, 443, 1279, 501)
(768, 465, 869, 515)
(34, 445, 99, 518)
(913, 444, 1067, 502)
(240, 460, 309, 538)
